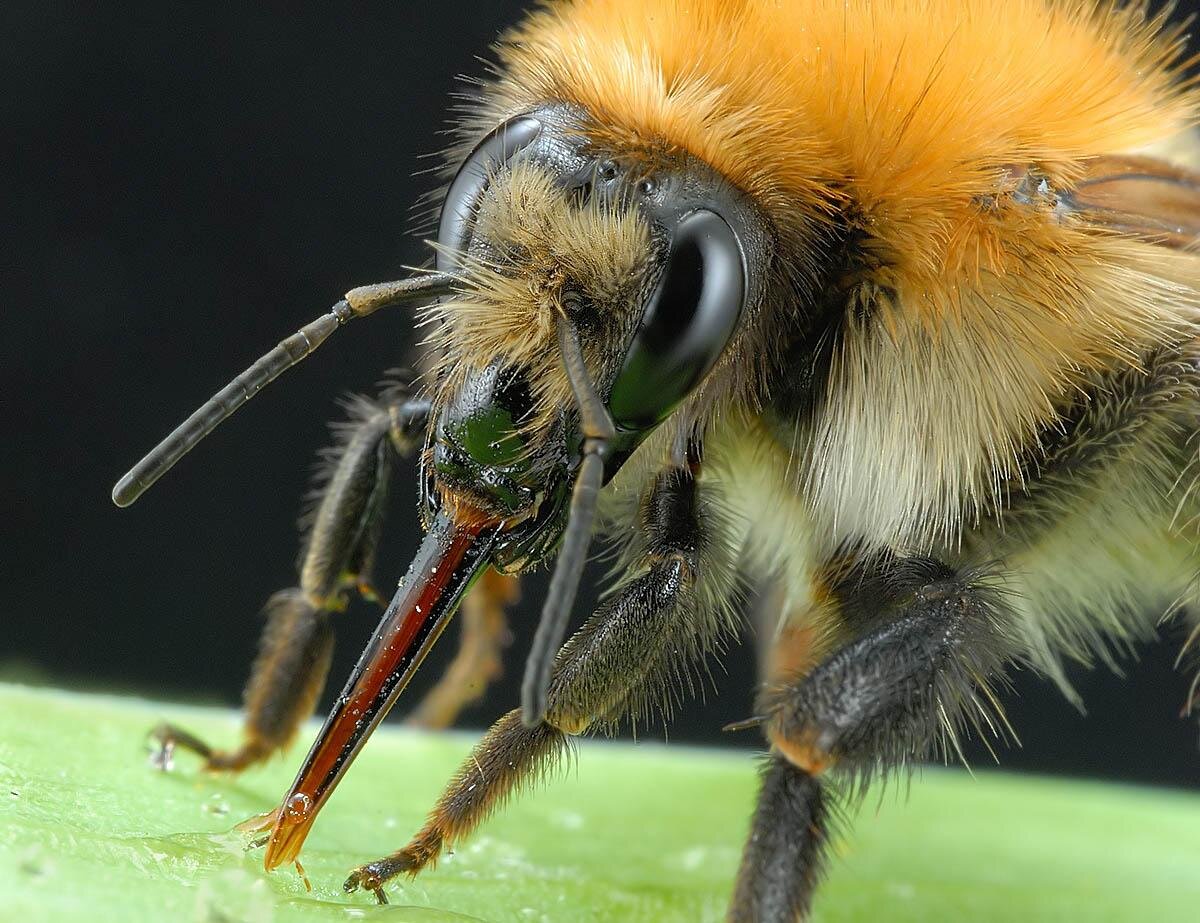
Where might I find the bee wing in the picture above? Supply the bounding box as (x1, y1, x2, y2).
(1055, 155, 1200, 250)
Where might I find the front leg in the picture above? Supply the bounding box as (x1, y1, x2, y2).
(343, 460, 738, 902)
(730, 555, 1016, 922)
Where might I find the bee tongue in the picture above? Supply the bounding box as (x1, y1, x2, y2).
(260, 506, 502, 871)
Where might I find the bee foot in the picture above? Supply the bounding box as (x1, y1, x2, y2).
(344, 864, 390, 904)
(145, 721, 217, 772)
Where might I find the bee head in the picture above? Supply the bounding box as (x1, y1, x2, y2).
(423, 104, 769, 571)
(111, 107, 771, 854)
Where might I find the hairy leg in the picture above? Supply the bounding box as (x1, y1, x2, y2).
(343, 461, 738, 902)
(728, 755, 833, 923)
(729, 555, 1015, 922)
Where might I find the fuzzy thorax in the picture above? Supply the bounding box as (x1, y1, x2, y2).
(424, 163, 652, 436)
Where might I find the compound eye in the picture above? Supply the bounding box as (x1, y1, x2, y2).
(608, 210, 745, 430)
(436, 116, 542, 271)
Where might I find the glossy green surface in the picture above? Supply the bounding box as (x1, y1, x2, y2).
(1, 683, 1198, 922)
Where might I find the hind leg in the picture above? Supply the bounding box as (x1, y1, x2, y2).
(150, 388, 428, 772)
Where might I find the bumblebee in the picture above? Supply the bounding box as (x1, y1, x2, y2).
(114, 1, 1200, 918)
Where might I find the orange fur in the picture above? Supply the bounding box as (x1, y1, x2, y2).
(485, 1, 1197, 319)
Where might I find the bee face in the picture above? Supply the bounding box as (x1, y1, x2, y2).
(422, 104, 773, 548)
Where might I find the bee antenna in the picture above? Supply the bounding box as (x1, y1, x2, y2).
(520, 316, 615, 727)
(111, 273, 455, 508)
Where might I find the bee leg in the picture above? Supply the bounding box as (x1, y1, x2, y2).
(150, 388, 430, 773)
(343, 708, 566, 903)
(151, 590, 337, 772)
(406, 569, 518, 729)
(729, 557, 1015, 922)
(727, 755, 832, 923)
(344, 462, 734, 902)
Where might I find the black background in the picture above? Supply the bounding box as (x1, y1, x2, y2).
(5, 2, 1200, 790)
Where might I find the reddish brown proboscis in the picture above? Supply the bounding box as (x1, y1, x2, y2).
(257, 505, 501, 871)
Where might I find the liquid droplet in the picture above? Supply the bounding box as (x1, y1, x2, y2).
(284, 792, 312, 822)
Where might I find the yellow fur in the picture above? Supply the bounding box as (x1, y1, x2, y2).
(425, 162, 651, 433)
(804, 237, 1200, 548)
